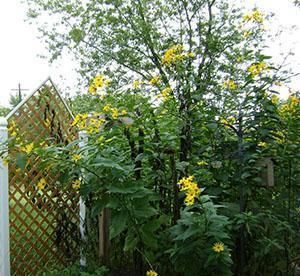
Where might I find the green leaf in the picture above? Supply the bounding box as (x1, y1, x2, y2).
(124, 232, 138, 251)
(133, 204, 157, 218)
(69, 28, 85, 43)
(110, 210, 127, 239)
(91, 157, 125, 171)
(16, 153, 27, 170)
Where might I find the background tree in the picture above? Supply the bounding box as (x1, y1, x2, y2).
(0, 106, 10, 117)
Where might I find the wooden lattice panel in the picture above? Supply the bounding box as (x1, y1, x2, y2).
(7, 82, 80, 275)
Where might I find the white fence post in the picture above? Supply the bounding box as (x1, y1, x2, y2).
(79, 130, 87, 267)
(0, 117, 10, 276)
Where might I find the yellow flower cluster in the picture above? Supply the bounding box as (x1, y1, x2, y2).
(243, 9, 264, 23)
(223, 79, 237, 90)
(162, 44, 195, 66)
(88, 117, 106, 134)
(8, 120, 18, 137)
(212, 242, 225, 253)
(133, 79, 144, 88)
(37, 178, 46, 191)
(248, 62, 267, 77)
(72, 179, 81, 190)
(21, 142, 34, 154)
(71, 113, 88, 128)
(158, 86, 172, 100)
(103, 105, 127, 120)
(112, 108, 119, 119)
(271, 95, 279, 105)
(146, 270, 158, 276)
(279, 95, 299, 116)
(149, 75, 161, 86)
(89, 75, 110, 94)
(71, 113, 107, 134)
(178, 176, 201, 206)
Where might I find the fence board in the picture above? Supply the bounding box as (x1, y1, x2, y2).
(7, 80, 80, 275)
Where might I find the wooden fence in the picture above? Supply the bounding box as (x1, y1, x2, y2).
(0, 78, 83, 275)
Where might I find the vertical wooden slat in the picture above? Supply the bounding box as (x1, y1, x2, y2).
(99, 209, 110, 265)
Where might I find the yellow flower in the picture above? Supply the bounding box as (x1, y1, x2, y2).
(21, 142, 34, 154)
(271, 95, 279, 105)
(121, 109, 127, 116)
(103, 104, 111, 112)
(160, 87, 172, 100)
(11, 131, 17, 137)
(252, 9, 264, 23)
(8, 121, 18, 136)
(89, 75, 110, 94)
(72, 179, 81, 190)
(94, 75, 105, 88)
(149, 75, 161, 86)
(162, 44, 184, 66)
(89, 84, 97, 94)
(37, 178, 46, 191)
(133, 79, 143, 88)
(184, 193, 195, 206)
(72, 154, 81, 162)
(258, 142, 267, 148)
(197, 160, 208, 166)
(296, 207, 300, 213)
(44, 118, 51, 128)
(178, 175, 195, 190)
(71, 113, 88, 128)
(223, 79, 237, 90)
(243, 31, 251, 38)
(278, 96, 299, 117)
(243, 9, 264, 24)
(248, 62, 268, 77)
(188, 52, 196, 58)
(178, 176, 201, 206)
(112, 108, 119, 119)
(243, 14, 252, 21)
(86, 116, 106, 134)
(146, 270, 158, 276)
(8, 120, 16, 131)
(212, 242, 225, 253)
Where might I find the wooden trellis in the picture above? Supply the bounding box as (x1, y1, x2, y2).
(6, 78, 80, 275)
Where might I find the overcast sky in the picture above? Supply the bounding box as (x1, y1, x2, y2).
(0, 0, 299, 108)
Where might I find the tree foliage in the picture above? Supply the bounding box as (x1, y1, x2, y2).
(19, 0, 300, 275)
